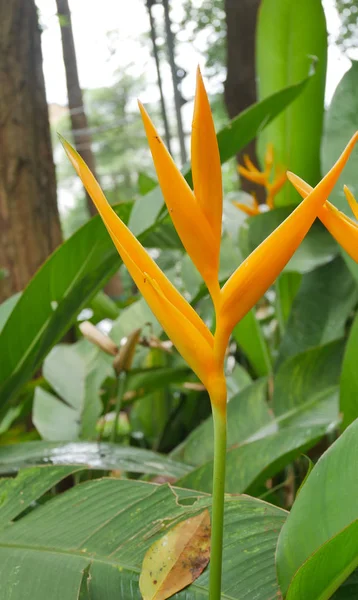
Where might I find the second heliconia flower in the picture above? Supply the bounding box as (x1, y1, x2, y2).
(60, 68, 358, 410)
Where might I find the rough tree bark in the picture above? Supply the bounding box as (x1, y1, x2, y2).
(56, 0, 98, 217)
(224, 0, 264, 200)
(0, 0, 62, 303)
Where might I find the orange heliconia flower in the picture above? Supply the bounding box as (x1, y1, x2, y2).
(235, 144, 286, 216)
(60, 69, 358, 410)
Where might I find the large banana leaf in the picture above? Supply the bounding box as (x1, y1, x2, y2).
(0, 466, 287, 599)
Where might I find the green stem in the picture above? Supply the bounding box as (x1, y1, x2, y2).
(209, 403, 227, 600)
(110, 372, 126, 443)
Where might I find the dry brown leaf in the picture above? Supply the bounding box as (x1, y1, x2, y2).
(139, 509, 211, 599)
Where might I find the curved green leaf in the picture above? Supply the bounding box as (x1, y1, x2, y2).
(0, 292, 21, 334)
(0, 441, 192, 478)
(177, 425, 326, 495)
(257, 0, 327, 205)
(340, 311, 358, 431)
(276, 419, 358, 596)
(171, 379, 272, 466)
(232, 310, 272, 376)
(0, 204, 131, 416)
(286, 520, 358, 600)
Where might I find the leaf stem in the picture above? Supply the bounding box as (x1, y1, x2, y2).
(209, 403, 227, 599)
(110, 372, 126, 443)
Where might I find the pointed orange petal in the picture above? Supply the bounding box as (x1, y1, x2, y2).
(138, 102, 220, 300)
(238, 165, 267, 186)
(219, 132, 358, 345)
(288, 172, 358, 263)
(191, 67, 222, 249)
(59, 136, 214, 351)
(264, 143, 274, 173)
(243, 154, 261, 173)
(269, 171, 287, 196)
(143, 273, 217, 389)
(233, 201, 260, 217)
(344, 185, 358, 220)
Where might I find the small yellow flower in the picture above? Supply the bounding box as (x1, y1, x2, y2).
(288, 172, 358, 263)
(235, 144, 286, 215)
(60, 69, 358, 410)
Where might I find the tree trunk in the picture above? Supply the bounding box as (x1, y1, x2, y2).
(224, 0, 264, 200)
(0, 0, 62, 303)
(56, 0, 98, 217)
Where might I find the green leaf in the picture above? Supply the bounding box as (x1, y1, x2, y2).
(43, 345, 85, 411)
(110, 298, 161, 364)
(233, 310, 272, 376)
(0, 442, 192, 478)
(247, 208, 338, 273)
(177, 425, 326, 495)
(226, 363, 252, 398)
(125, 366, 190, 403)
(331, 570, 358, 599)
(0, 292, 21, 334)
(275, 272, 302, 333)
(276, 419, 358, 598)
(88, 290, 120, 320)
(129, 75, 314, 237)
(257, 0, 327, 205)
(273, 339, 345, 416)
(171, 379, 272, 466)
(138, 171, 157, 195)
(130, 349, 180, 448)
(0, 470, 287, 599)
(322, 61, 358, 214)
(33, 387, 81, 441)
(173, 379, 335, 495)
(0, 465, 82, 527)
(0, 205, 130, 416)
(276, 257, 357, 364)
(340, 312, 358, 430)
(33, 343, 112, 441)
(285, 521, 358, 600)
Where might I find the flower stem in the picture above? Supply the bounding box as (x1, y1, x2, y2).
(110, 372, 126, 443)
(209, 403, 227, 599)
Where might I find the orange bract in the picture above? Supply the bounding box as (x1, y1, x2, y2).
(236, 144, 287, 216)
(288, 164, 358, 264)
(61, 72, 358, 409)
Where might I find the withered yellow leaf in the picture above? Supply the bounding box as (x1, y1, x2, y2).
(139, 509, 211, 599)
